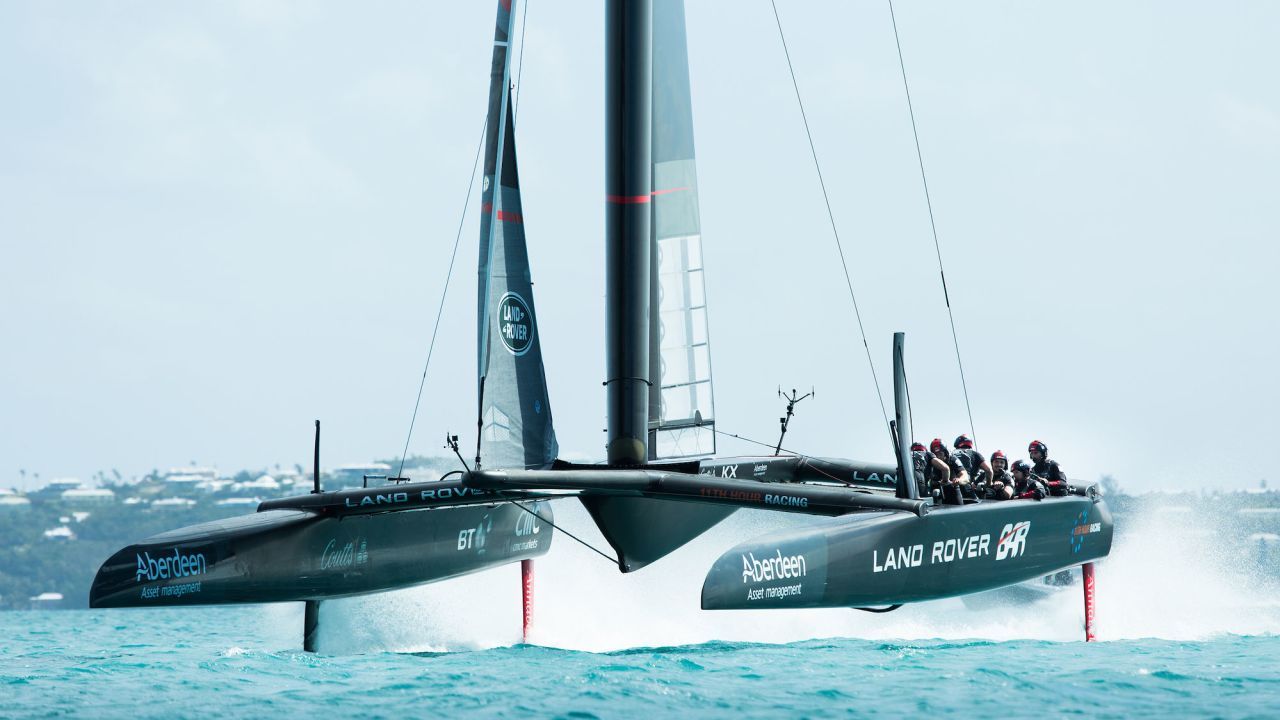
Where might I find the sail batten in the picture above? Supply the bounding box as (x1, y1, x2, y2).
(476, 0, 557, 470)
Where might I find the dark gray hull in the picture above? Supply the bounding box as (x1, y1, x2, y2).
(90, 502, 552, 608)
(702, 496, 1110, 609)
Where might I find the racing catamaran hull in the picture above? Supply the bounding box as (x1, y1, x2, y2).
(90, 502, 552, 608)
(702, 495, 1111, 609)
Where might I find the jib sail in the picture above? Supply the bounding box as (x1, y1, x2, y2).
(476, 0, 558, 470)
(648, 0, 715, 460)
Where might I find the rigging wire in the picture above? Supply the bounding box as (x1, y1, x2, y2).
(887, 0, 977, 444)
(513, 501, 619, 566)
(769, 0, 892, 440)
(396, 118, 487, 478)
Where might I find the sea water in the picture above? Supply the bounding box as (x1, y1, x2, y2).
(2, 505, 1278, 718)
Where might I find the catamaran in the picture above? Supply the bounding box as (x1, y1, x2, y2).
(90, 0, 1112, 650)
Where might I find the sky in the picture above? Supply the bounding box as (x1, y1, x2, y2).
(1, 1, 1277, 492)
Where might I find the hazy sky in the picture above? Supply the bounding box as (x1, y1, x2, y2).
(2, 1, 1277, 492)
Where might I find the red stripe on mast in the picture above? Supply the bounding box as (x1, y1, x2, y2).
(606, 194, 651, 204)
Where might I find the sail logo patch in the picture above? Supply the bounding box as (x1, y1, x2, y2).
(497, 292, 534, 356)
(996, 521, 1031, 560)
(135, 549, 207, 583)
(320, 537, 368, 570)
(1070, 510, 1102, 553)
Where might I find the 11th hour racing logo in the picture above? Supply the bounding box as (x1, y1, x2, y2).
(135, 548, 207, 583)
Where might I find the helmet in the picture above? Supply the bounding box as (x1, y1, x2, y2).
(991, 450, 1007, 464)
(954, 434, 974, 449)
(910, 442, 926, 452)
(1028, 440, 1048, 457)
(930, 438, 946, 454)
(1012, 460, 1031, 474)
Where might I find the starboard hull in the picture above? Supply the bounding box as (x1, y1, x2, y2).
(702, 496, 1111, 609)
(90, 502, 553, 608)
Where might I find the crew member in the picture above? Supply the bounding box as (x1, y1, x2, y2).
(929, 438, 970, 505)
(1011, 460, 1045, 500)
(985, 450, 1013, 500)
(909, 442, 932, 498)
(953, 434, 994, 491)
(1028, 440, 1070, 496)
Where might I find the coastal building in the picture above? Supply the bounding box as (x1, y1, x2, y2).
(32, 478, 83, 498)
(163, 467, 219, 488)
(30, 592, 63, 607)
(61, 487, 115, 505)
(332, 463, 393, 488)
(43, 526, 76, 541)
(151, 497, 197, 508)
(0, 495, 31, 512)
(216, 497, 260, 507)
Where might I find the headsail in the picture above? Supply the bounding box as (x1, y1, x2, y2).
(648, 0, 715, 460)
(477, 0, 557, 470)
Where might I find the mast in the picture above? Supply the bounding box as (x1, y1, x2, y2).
(605, 0, 653, 465)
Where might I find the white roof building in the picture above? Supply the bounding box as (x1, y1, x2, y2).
(43, 526, 76, 540)
(61, 487, 116, 504)
(152, 497, 197, 508)
(165, 467, 218, 480)
(0, 495, 31, 511)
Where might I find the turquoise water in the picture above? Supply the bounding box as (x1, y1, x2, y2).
(4, 506, 1278, 717)
(2, 609, 1278, 718)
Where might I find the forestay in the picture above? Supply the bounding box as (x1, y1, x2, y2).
(648, 0, 715, 460)
(476, 0, 558, 470)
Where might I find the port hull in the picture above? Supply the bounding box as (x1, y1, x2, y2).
(90, 502, 553, 608)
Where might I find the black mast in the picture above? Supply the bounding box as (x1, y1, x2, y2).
(605, 0, 653, 465)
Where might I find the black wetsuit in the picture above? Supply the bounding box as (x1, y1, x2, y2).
(1014, 474, 1046, 499)
(953, 449, 987, 499)
(928, 452, 969, 505)
(1032, 459, 1069, 496)
(910, 450, 932, 498)
(985, 469, 1014, 500)
(953, 449, 987, 483)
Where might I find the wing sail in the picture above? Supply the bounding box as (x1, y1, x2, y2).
(648, 0, 715, 460)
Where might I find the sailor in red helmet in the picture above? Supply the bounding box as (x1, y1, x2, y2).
(1028, 440, 1069, 496)
(985, 450, 1014, 500)
(908, 442, 933, 498)
(927, 438, 970, 505)
(951, 434, 993, 496)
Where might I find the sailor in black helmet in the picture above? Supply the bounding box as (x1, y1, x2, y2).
(1011, 460, 1046, 500)
(952, 434, 993, 496)
(1028, 440, 1070, 496)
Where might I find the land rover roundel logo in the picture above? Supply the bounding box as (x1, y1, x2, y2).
(497, 292, 533, 356)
